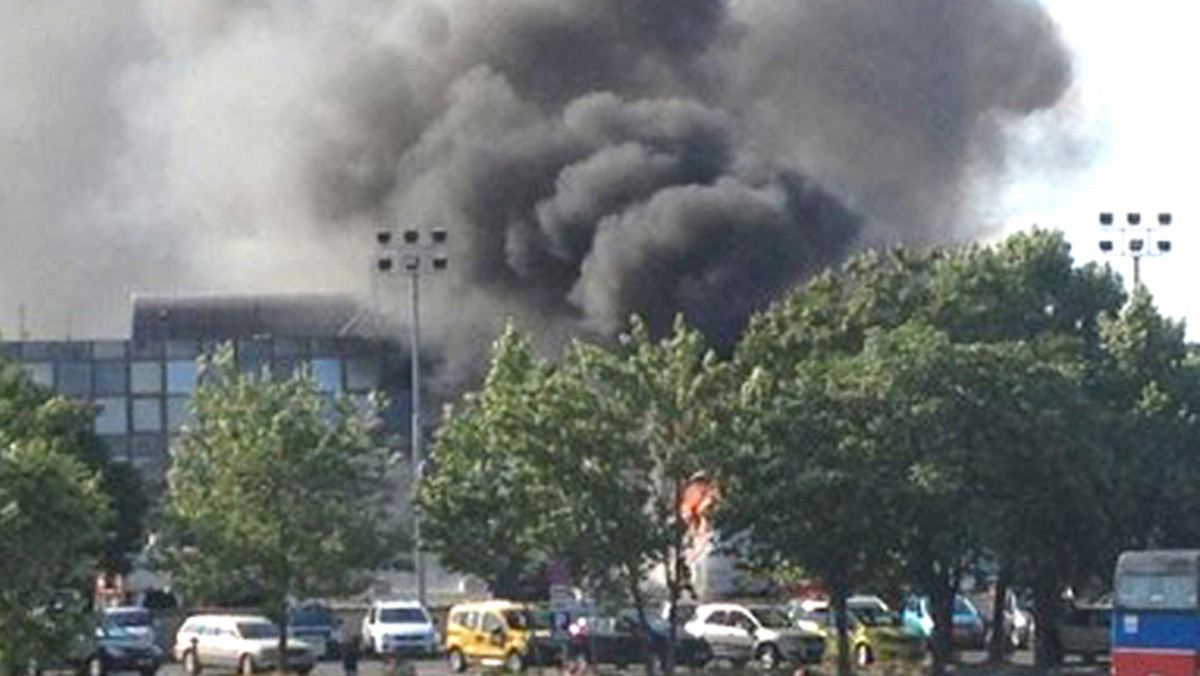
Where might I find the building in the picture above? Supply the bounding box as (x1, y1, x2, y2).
(0, 294, 412, 494)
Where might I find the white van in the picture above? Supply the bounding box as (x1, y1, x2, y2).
(361, 599, 439, 656)
(174, 614, 316, 675)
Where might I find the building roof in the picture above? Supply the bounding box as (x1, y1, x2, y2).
(131, 294, 377, 341)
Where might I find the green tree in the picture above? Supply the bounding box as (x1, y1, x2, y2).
(0, 438, 108, 675)
(543, 317, 730, 675)
(162, 346, 394, 673)
(722, 326, 914, 676)
(0, 352, 148, 575)
(422, 318, 730, 676)
(419, 326, 555, 598)
(728, 229, 1129, 673)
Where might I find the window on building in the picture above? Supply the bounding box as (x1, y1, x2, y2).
(56, 362, 92, 397)
(21, 342, 53, 360)
(95, 397, 129, 435)
(345, 358, 380, 392)
(94, 362, 129, 395)
(92, 341, 127, 360)
(273, 337, 306, 357)
(166, 340, 198, 360)
(167, 361, 197, 394)
(132, 398, 162, 432)
(130, 339, 164, 360)
(22, 362, 53, 388)
(131, 362, 163, 394)
(312, 359, 342, 392)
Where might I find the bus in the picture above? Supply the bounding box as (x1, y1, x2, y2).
(1113, 550, 1200, 676)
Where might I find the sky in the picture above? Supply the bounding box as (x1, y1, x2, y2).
(1001, 0, 1200, 338)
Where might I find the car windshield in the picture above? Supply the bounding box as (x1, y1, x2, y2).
(380, 608, 428, 624)
(100, 620, 134, 638)
(238, 622, 281, 639)
(751, 607, 792, 629)
(853, 609, 899, 627)
(504, 610, 549, 630)
(106, 609, 150, 627)
(292, 609, 334, 626)
(799, 609, 859, 629)
(953, 598, 975, 615)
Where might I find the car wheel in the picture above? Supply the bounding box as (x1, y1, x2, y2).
(139, 668, 158, 676)
(756, 644, 781, 670)
(504, 651, 525, 673)
(297, 666, 313, 676)
(854, 644, 872, 667)
(238, 654, 255, 676)
(183, 651, 201, 676)
(448, 649, 467, 673)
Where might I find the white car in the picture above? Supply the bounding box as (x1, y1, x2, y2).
(174, 614, 315, 675)
(361, 600, 439, 656)
(683, 602, 826, 668)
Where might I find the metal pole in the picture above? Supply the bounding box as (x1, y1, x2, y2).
(1133, 255, 1141, 289)
(410, 268, 426, 607)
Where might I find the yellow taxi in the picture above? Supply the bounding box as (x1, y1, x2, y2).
(444, 600, 557, 673)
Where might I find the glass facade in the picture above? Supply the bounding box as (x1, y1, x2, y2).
(0, 334, 401, 495)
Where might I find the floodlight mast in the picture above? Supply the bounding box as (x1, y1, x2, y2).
(1097, 212, 1172, 289)
(375, 227, 448, 607)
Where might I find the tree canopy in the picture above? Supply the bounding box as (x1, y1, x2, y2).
(162, 346, 396, 670)
(0, 358, 109, 676)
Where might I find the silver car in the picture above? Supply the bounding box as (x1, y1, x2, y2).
(683, 603, 825, 668)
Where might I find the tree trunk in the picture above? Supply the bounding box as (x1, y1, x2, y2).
(277, 617, 291, 674)
(929, 574, 956, 676)
(987, 569, 1012, 663)
(1032, 583, 1063, 669)
(830, 579, 852, 676)
(629, 572, 661, 676)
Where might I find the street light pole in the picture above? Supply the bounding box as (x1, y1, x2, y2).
(1098, 211, 1172, 290)
(376, 227, 447, 608)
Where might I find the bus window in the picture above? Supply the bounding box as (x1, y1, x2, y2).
(1115, 573, 1198, 609)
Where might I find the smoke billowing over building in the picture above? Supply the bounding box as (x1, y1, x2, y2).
(2, 0, 1072, 385)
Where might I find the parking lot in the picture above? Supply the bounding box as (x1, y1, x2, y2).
(149, 648, 1075, 676)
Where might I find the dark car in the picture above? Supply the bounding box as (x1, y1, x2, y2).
(579, 611, 712, 669)
(1056, 603, 1111, 663)
(90, 619, 166, 676)
(289, 603, 345, 659)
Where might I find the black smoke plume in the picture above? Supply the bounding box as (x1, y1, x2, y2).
(0, 0, 1071, 376)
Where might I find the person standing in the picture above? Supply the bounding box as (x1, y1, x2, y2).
(343, 636, 360, 676)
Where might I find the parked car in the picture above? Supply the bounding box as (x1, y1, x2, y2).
(289, 603, 344, 659)
(900, 595, 987, 648)
(1055, 602, 1111, 663)
(101, 607, 156, 647)
(993, 590, 1035, 650)
(361, 599, 438, 657)
(173, 614, 315, 675)
(444, 600, 558, 673)
(683, 603, 826, 669)
(91, 618, 166, 676)
(573, 610, 711, 668)
(789, 599, 926, 666)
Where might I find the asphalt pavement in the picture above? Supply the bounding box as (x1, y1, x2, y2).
(152, 648, 1093, 676)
